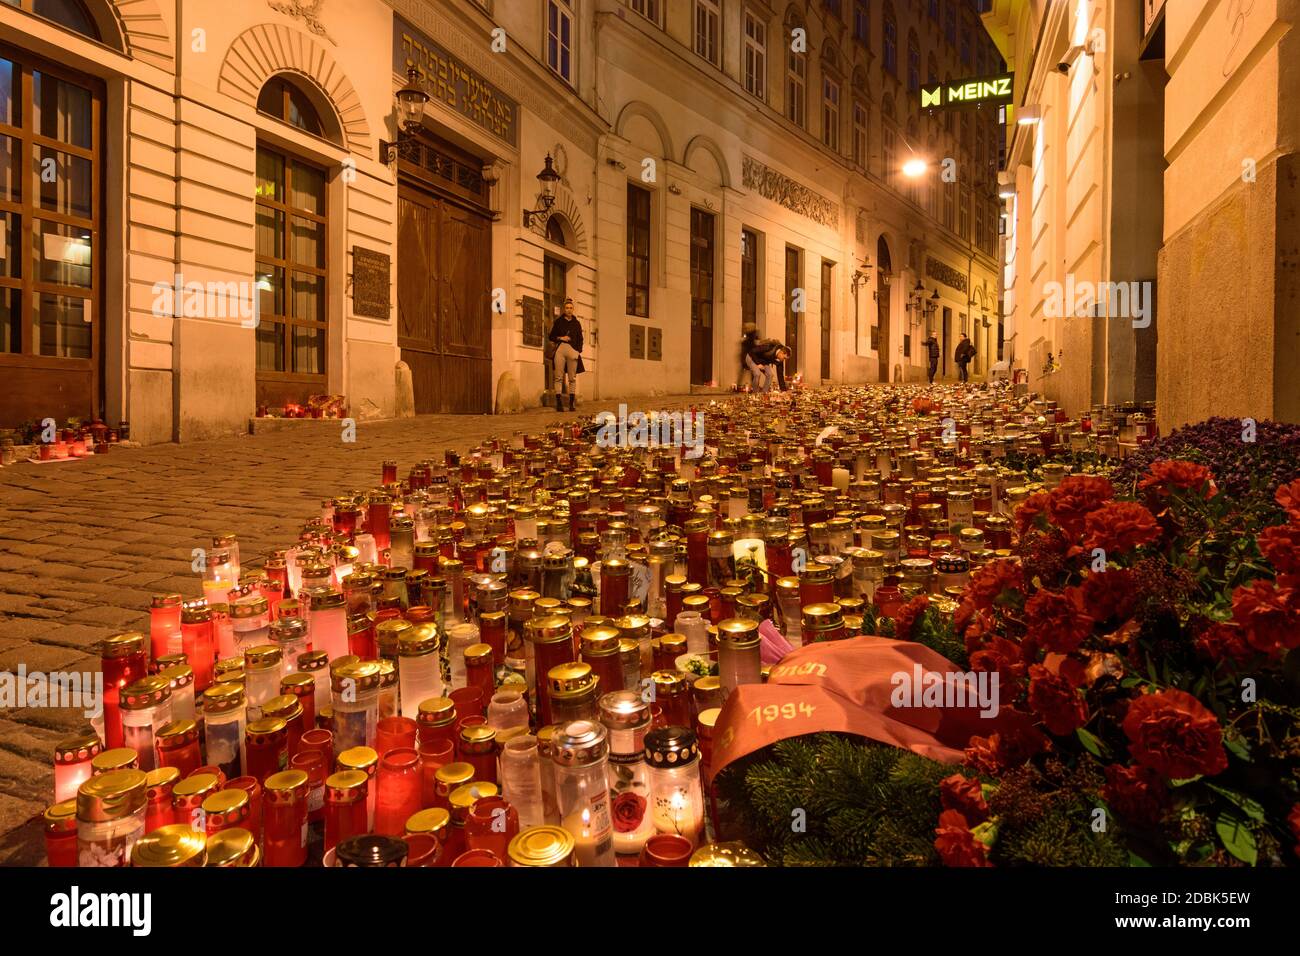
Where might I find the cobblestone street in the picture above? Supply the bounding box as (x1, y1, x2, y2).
(0, 395, 699, 863)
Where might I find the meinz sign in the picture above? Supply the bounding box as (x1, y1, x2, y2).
(920, 73, 1014, 110)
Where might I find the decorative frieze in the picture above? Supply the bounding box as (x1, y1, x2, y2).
(741, 156, 839, 229)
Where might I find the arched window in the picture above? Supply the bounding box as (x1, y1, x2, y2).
(546, 215, 567, 247)
(785, 11, 808, 128)
(254, 76, 332, 402)
(257, 76, 325, 138)
(9, 0, 101, 41)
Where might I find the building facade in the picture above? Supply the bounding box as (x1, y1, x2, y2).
(985, 0, 1300, 431)
(0, 0, 1003, 444)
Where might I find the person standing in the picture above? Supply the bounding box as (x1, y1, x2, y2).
(955, 333, 975, 383)
(749, 337, 790, 393)
(924, 334, 940, 384)
(548, 298, 585, 411)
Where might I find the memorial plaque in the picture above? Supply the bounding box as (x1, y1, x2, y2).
(353, 247, 391, 320)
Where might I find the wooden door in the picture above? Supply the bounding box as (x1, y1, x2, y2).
(876, 237, 892, 382)
(820, 259, 833, 380)
(397, 181, 492, 414)
(784, 246, 801, 374)
(0, 47, 104, 428)
(542, 255, 566, 394)
(689, 207, 715, 385)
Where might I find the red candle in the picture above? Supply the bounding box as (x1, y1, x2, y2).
(244, 718, 288, 782)
(155, 719, 201, 777)
(43, 800, 78, 868)
(465, 795, 519, 861)
(289, 750, 328, 825)
(227, 776, 264, 845)
(263, 769, 310, 867)
(373, 747, 422, 835)
(145, 767, 180, 835)
(101, 633, 148, 749)
(149, 594, 183, 661)
(180, 604, 215, 693)
(324, 770, 369, 854)
(375, 715, 418, 757)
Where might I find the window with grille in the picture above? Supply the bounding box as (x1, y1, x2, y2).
(822, 76, 840, 150)
(743, 11, 767, 100)
(694, 0, 721, 66)
(626, 182, 651, 317)
(786, 42, 807, 127)
(546, 0, 574, 83)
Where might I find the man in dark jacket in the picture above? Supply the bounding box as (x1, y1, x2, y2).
(749, 337, 790, 392)
(548, 298, 584, 411)
(954, 333, 975, 382)
(924, 334, 940, 383)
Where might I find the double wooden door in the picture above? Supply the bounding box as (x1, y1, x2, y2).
(397, 180, 492, 414)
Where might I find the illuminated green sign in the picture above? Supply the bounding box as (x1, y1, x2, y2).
(920, 73, 1014, 110)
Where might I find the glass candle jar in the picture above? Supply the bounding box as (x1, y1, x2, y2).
(548, 662, 601, 726)
(324, 769, 369, 854)
(458, 724, 498, 785)
(478, 610, 508, 667)
(150, 593, 183, 661)
(417, 696, 458, 752)
(802, 603, 847, 643)
(433, 761, 476, 818)
(289, 750, 328, 826)
(243, 644, 282, 721)
(405, 805, 452, 860)
(774, 577, 803, 646)
(649, 671, 692, 728)
(280, 671, 317, 736)
(101, 632, 148, 750)
(371, 746, 422, 836)
(599, 558, 630, 617)
(201, 787, 251, 837)
(145, 766, 180, 835)
(231, 595, 271, 654)
(245, 717, 289, 782)
(580, 625, 624, 696)
(645, 726, 705, 848)
(599, 690, 655, 856)
(464, 642, 496, 708)
(170, 772, 219, 829)
(525, 615, 575, 727)
(398, 625, 444, 719)
(262, 694, 305, 759)
(44, 799, 79, 867)
(158, 663, 195, 723)
(376, 714, 419, 756)
(331, 660, 381, 755)
(673, 610, 709, 656)
(120, 676, 172, 773)
(202, 682, 247, 779)
(378, 660, 399, 720)
(155, 719, 202, 777)
(337, 745, 380, 830)
(390, 514, 416, 571)
(76, 768, 148, 868)
(798, 563, 836, 607)
(53, 733, 101, 803)
(180, 603, 216, 693)
(262, 768, 309, 867)
(297, 649, 331, 719)
(551, 720, 617, 867)
(270, 617, 309, 675)
(716, 619, 762, 697)
(507, 825, 575, 867)
(487, 688, 530, 743)
(499, 734, 546, 830)
(307, 590, 349, 661)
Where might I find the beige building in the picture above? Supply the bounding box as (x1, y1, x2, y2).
(0, 0, 1003, 444)
(985, 0, 1300, 430)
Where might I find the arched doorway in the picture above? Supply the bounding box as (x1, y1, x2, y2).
(876, 236, 892, 382)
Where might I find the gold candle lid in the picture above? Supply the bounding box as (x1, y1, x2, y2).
(406, 806, 451, 837)
(507, 825, 575, 867)
(689, 841, 767, 867)
(131, 824, 208, 867)
(204, 828, 259, 867)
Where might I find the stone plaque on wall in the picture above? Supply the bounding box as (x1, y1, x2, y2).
(352, 247, 391, 320)
(522, 296, 544, 348)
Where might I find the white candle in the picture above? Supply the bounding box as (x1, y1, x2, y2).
(832, 467, 851, 492)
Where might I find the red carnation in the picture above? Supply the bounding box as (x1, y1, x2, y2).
(1257, 524, 1300, 576)
(1027, 664, 1088, 735)
(934, 810, 992, 867)
(892, 594, 931, 642)
(1121, 689, 1228, 779)
(1082, 501, 1161, 555)
(1231, 579, 1300, 655)
(1024, 588, 1094, 654)
(1275, 479, 1300, 522)
(1014, 491, 1051, 538)
(1074, 568, 1138, 623)
(964, 719, 1049, 775)
(1195, 621, 1255, 665)
(967, 559, 1025, 612)
(1138, 460, 1218, 499)
(1103, 763, 1169, 827)
(970, 636, 1027, 695)
(939, 774, 989, 824)
(1047, 475, 1115, 537)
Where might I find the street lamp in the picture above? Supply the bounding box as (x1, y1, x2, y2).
(902, 157, 927, 178)
(380, 68, 430, 166)
(523, 154, 561, 228)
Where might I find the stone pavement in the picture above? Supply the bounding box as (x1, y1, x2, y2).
(0, 393, 706, 864)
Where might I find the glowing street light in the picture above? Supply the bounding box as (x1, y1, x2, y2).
(902, 157, 927, 178)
